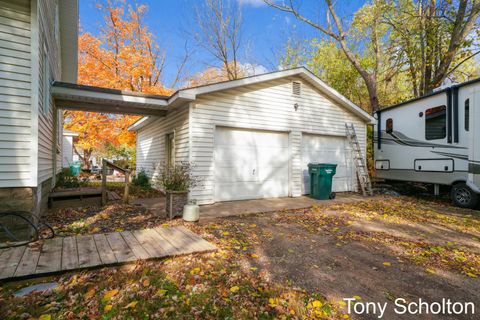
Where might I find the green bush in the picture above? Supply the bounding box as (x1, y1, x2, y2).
(131, 169, 151, 188)
(56, 168, 86, 188)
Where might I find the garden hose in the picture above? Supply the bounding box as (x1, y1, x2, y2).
(0, 211, 55, 249)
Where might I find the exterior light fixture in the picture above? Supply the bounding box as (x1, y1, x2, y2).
(294, 103, 299, 111)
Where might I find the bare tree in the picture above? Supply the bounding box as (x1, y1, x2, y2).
(194, 0, 243, 80)
(264, 0, 382, 113)
(264, 0, 480, 112)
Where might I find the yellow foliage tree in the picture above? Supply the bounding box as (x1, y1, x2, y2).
(65, 1, 171, 168)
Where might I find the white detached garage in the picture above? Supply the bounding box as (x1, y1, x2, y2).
(130, 67, 374, 205)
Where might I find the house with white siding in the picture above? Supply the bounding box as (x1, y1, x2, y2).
(0, 0, 78, 214)
(0, 0, 373, 215)
(129, 68, 375, 205)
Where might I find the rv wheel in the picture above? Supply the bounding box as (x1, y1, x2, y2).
(451, 183, 479, 208)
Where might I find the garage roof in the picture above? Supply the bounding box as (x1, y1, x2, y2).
(129, 67, 374, 130)
(51, 68, 374, 125)
(175, 67, 374, 122)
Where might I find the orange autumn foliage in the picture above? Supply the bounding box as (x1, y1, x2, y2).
(66, 2, 171, 167)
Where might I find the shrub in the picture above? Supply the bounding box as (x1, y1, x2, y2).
(131, 169, 151, 188)
(56, 168, 87, 188)
(154, 162, 198, 192)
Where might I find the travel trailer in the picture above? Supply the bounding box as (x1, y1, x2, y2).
(374, 78, 480, 208)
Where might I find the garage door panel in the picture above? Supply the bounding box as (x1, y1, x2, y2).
(214, 127, 289, 201)
(215, 179, 288, 202)
(301, 134, 353, 194)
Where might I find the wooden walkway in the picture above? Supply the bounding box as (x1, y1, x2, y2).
(0, 226, 216, 281)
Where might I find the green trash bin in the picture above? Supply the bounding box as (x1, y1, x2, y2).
(308, 163, 337, 200)
(69, 161, 81, 176)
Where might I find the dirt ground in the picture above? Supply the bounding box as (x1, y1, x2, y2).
(221, 200, 479, 320)
(1, 195, 479, 319)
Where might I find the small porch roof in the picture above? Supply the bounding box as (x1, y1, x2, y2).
(51, 82, 182, 116)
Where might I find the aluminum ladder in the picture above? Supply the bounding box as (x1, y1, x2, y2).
(345, 123, 373, 196)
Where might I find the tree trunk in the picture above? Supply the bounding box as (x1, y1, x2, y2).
(365, 75, 379, 114)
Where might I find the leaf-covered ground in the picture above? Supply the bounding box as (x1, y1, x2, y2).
(1, 196, 479, 319)
(42, 204, 165, 237)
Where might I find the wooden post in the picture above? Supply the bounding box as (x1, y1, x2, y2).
(101, 159, 107, 206)
(123, 170, 130, 204)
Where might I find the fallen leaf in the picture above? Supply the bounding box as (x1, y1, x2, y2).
(124, 301, 138, 309)
(104, 304, 113, 312)
(312, 300, 323, 308)
(85, 288, 95, 299)
(230, 286, 240, 293)
(156, 289, 167, 296)
(425, 268, 435, 274)
(39, 315, 52, 320)
(251, 253, 259, 259)
(190, 267, 201, 275)
(103, 289, 119, 302)
(383, 262, 391, 267)
(268, 297, 279, 307)
(143, 279, 150, 287)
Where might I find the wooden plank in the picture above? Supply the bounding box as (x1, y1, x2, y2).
(153, 227, 194, 255)
(131, 229, 167, 257)
(0, 246, 26, 279)
(36, 238, 63, 274)
(49, 187, 102, 198)
(176, 226, 217, 251)
(155, 227, 197, 254)
(76, 235, 101, 268)
(120, 231, 151, 260)
(61, 237, 78, 270)
(14, 246, 40, 277)
(93, 234, 117, 265)
(145, 228, 182, 256)
(105, 232, 136, 263)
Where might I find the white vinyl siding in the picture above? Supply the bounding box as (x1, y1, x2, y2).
(190, 77, 367, 204)
(0, 0, 32, 187)
(136, 104, 189, 180)
(37, 0, 61, 184)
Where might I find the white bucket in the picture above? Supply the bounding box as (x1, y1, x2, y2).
(183, 204, 200, 222)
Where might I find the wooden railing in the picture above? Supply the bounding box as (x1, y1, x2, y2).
(101, 159, 130, 205)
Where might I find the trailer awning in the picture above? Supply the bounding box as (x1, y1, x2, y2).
(51, 82, 170, 116)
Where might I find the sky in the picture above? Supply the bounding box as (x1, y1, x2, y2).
(79, 0, 365, 87)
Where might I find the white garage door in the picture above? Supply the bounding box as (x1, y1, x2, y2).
(214, 127, 289, 201)
(301, 134, 353, 194)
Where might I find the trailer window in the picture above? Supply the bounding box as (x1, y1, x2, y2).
(425, 105, 446, 140)
(386, 118, 393, 133)
(465, 99, 469, 132)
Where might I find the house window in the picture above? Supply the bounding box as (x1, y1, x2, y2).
(386, 118, 393, 134)
(465, 99, 470, 132)
(425, 105, 447, 140)
(166, 132, 175, 167)
(41, 46, 50, 115)
(292, 81, 301, 96)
